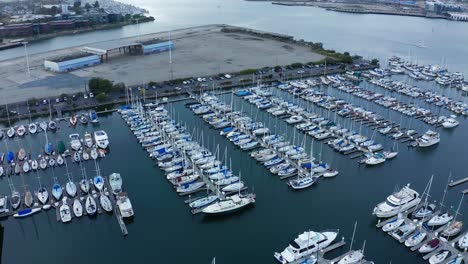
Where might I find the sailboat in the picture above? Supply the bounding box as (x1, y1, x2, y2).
(100, 194, 113, 212)
(73, 198, 83, 217)
(338, 222, 364, 264)
(24, 190, 33, 208)
(64, 159, 77, 197)
(69, 115, 78, 127)
(79, 161, 90, 194)
(93, 160, 104, 191)
(37, 185, 49, 205)
(52, 183, 63, 201)
(85, 195, 97, 215)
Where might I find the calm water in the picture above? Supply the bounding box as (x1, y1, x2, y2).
(1, 1, 468, 263)
(1, 76, 467, 264)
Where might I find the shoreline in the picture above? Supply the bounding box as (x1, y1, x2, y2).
(267, 1, 459, 21)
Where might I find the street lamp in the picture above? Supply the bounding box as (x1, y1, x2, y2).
(22, 41, 30, 76)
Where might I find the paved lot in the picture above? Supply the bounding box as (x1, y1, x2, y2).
(0, 24, 324, 103)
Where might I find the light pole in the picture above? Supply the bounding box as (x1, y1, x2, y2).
(22, 41, 30, 76)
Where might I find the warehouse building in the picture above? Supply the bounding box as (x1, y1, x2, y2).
(140, 39, 174, 55)
(44, 53, 101, 72)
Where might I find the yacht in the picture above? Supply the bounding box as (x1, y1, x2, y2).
(94, 130, 109, 149)
(60, 199, 72, 223)
(417, 130, 440, 147)
(73, 199, 83, 217)
(365, 153, 386, 166)
(69, 134, 82, 151)
(391, 223, 416, 240)
(202, 194, 255, 215)
(89, 111, 99, 123)
(373, 184, 420, 218)
(80, 178, 90, 193)
(442, 221, 463, 237)
(109, 173, 123, 195)
(274, 230, 338, 263)
(116, 193, 134, 218)
(427, 212, 453, 226)
(419, 238, 440, 253)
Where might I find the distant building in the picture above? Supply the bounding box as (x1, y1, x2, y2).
(44, 53, 101, 72)
(425, 0, 463, 14)
(0, 23, 33, 38)
(448, 12, 468, 20)
(61, 4, 69, 15)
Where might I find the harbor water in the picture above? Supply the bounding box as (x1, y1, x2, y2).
(1, 75, 467, 263)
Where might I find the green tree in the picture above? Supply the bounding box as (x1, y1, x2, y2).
(73, 1, 81, 8)
(93, 1, 100, 8)
(50, 6, 59, 15)
(371, 59, 379, 65)
(85, 3, 92, 10)
(96, 93, 107, 102)
(89, 77, 113, 94)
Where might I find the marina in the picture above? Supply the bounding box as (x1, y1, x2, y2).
(1, 2, 468, 262)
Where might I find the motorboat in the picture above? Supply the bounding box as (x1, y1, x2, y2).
(89, 111, 99, 123)
(429, 250, 450, 264)
(427, 212, 453, 226)
(52, 184, 63, 201)
(93, 176, 104, 192)
(417, 130, 440, 147)
(90, 148, 98, 160)
(458, 232, 468, 249)
(419, 238, 440, 253)
(39, 157, 47, 170)
(56, 155, 64, 166)
(286, 115, 303, 125)
(373, 184, 421, 218)
(48, 120, 57, 130)
(31, 159, 38, 170)
(323, 169, 339, 178)
(189, 195, 218, 209)
(116, 193, 134, 218)
(404, 231, 426, 247)
(0, 196, 7, 213)
(44, 142, 53, 155)
(82, 151, 90, 161)
(13, 208, 41, 218)
(22, 161, 30, 173)
(69, 134, 82, 151)
(84, 132, 94, 148)
(85, 195, 97, 215)
(100, 194, 113, 212)
(222, 182, 244, 192)
(382, 217, 405, 232)
(24, 191, 33, 207)
(14, 163, 21, 175)
(442, 116, 459, 128)
(177, 182, 205, 193)
(289, 176, 318, 190)
(79, 114, 88, 124)
(383, 151, 398, 159)
(202, 194, 255, 215)
(73, 199, 83, 217)
(94, 130, 109, 149)
(60, 199, 72, 223)
(48, 157, 55, 167)
(274, 229, 338, 264)
(109, 173, 123, 195)
(73, 152, 81, 162)
(37, 186, 49, 204)
(66, 181, 77, 197)
(391, 223, 416, 240)
(7, 127, 15, 138)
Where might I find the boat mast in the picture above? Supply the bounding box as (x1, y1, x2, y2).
(349, 221, 357, 251)
(440, 173, 451, 209)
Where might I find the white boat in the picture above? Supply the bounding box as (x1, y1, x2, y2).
(286, 115, 303, 124)
(69, 134, 82, 151)
(177, 182, 205, 193)
(391, 223, 416, 240)
(417, 130, 440, 147)
(52, 184, 63, 200)
(84, 132, 94, 148)
(85, 195, 97, 215)
(383, 151, 398, 159)
(13, 208, 41, 218)
(56, 155, 64, 166)
(100, 194, 113, 212)
(373, 184, 420, 218)
(429, 250, 450, 264)
(222, 182, 244, 192)
(337, 250, 363, 264)
(90, 148, 98, 160)
(442, 117, 459, 128)
(37, 186, 49, 204)
(202, 194, 255, 215)
(65, 181, 77, 197)
(109, 173, 123, 195)
(189, 195, 218, 209)
(382, 217, 405, 232)
(419, 239, 440, 253)
(7, 127, 15, 138)
(31, 160, 38, 170)
(446, 255, 463, 264)
(323, 169, 339, 178)
(0, 196, 7, 213)
(289, 176, 318, 190)
(60, 199, 72, 223)
(116, 193, 134, 218)
(16, 125, 26, 136)
(94, 130, 109, 149)
(365, 153, 386, 166)
(82, 151, 90, 161)
(39, 158, 47, 170)
(427, 212, 453, 226)
(73, 199, 83, 218)
(93, 176, 104, 191)
(39, 121, 47, 131)
(404, 231, 426, 247)
(274, 230, 338, 264)
(442, 221, 463, 237)
(23, 161, 30, 173)
(28, 123, 37, 134)
(80, 178, 90, 193)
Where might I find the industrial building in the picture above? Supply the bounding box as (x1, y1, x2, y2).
(44, 38, 174, 72)
(140, 40, 174, 55)
(44, 53, 101, 72)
